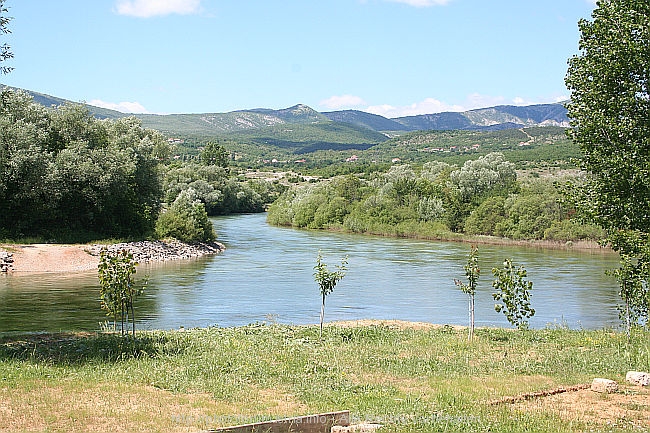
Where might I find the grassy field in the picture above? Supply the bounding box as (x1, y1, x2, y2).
(0, 322, 649, 432)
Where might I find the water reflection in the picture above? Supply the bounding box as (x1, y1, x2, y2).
(0, 213, 621, 332)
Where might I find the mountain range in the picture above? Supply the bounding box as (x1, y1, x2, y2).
(139, 101, 570, 136)
(10, 86, 569, 133)
(5, 86, 570, 153)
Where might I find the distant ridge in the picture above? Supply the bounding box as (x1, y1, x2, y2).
(3, 85, 570, 153)
(325, 103, 570, 132)
(0, 85, 127, 119)
(323, 110, 409, 132)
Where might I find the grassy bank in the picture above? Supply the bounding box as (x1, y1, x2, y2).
(1, 323, 648, 432)
(319, 222, 607, 252)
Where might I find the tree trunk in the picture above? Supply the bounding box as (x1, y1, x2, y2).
(121, 299, 126, 336)
(320, 294, 326, 338)
(130, 296, 136, 337)
(626, 299, 631, 342)
(469, 293, 475, 341)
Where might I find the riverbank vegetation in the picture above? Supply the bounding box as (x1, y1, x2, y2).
(0, 323, 648, 432)
(267, 153, 603, 243)
(0, 90, 167, 242)
(161, 160, 286, 216)
(0, 90, 283, 243)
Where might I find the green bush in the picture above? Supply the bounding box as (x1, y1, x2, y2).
(464, 196, 506, 236)
(543, 219, 604, 241)
(496, 193, 562, 240)
(156, 188, 215, 242)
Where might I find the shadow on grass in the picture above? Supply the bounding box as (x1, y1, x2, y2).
(0, 331, 187, 365)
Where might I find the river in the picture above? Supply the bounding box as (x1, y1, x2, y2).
(0, 212, 622, 332)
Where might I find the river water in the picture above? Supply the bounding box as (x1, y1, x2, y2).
(0, 213, 622, 332)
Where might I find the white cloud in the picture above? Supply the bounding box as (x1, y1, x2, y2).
(319, 94, 367, 110)
(385, 0, 451, 7)
(89, 99, 150, 114)
(363, 93, 569, 118)
(503, 94, 570, 107)
(365, 97, 464, 118)
(464, 93, 572, 109)
(115, 0, 201, 18)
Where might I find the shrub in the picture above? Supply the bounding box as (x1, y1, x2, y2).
(156, 188, 215, 242)
(464, 196, 506, 236)
(492, 259, 535, 330)
(543, 219, 604, 241)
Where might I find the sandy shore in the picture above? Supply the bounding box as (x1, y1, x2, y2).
(1, 241, 225, 274)
(2, 244, 98, 273)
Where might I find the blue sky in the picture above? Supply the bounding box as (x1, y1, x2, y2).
(0, 0, 596, 117)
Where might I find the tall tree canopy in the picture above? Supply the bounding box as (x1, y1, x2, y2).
(0, 90, 168, 241)
(566, 0, 650, 326)
(565, 0, 650, 240)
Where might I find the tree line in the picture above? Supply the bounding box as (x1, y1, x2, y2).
(267, 152, 603, 242)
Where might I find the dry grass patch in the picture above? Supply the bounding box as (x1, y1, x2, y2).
(254, 387, 310, 415)
(515, 385, 650, 429)
(0, 380, 247, 433)
(0, 380, 315, 433)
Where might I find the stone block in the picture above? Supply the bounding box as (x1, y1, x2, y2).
(590, 378, 618, 393)
(626, 371, 650, 387)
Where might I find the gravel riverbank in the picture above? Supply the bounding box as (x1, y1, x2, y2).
(88, 240, 225, 264)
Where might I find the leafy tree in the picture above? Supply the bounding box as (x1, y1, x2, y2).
(565, 0, 650, 236)
(381, 164, 418, 206)
(607, 232, 650, 337)
(464, 196, 506, 236)
(0, 0, 12, 75)
(156, 188, 216, 242)
(333, 174, 363, 203)
(498, 193, 562, 240)
(313, 250, 348, 337)
(200, 141, 230, 167)
(420, 161, 452, 182)
(417, 196, 444, 222)
(492, 259, 535, 330)
(0, 92, 164, 241)
(565, 3, 650, 236)
(449, 152, 517, 202)
(454, 245, 480, 340)
(98, 249, 146, 337)
(565, 0, 650, 327)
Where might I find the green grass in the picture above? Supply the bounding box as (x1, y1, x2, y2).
(0, 324, 648, 432)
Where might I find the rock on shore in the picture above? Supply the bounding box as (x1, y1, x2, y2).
(88, 240, 225, 264)
(0, 251, 13, 272)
